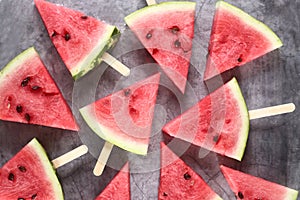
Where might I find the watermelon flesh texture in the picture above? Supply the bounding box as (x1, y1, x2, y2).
(0, 138, 63, 199)
(159, 142, 222, 200)
(125, 2, 195, 93)
(80, 73, 160, 155)
(0, 47, 79, 131)
(35, 0, 119, 80)
(204, 1, 283, 80)
(162, 78, 249, 161)
(220, 165, 299, 200)
(95, 163, 130, 200)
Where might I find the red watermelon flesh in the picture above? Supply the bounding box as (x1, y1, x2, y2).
(220, 165, 299, 200)
(159, 142, 222, 200)
(79, 73, 160, 155)
(95, 163, 130, 200)
(125, 2, 195, 93)
(0, 47, 79, 131)
(35, 0, 119, 80)
(162, 78, 249, 161)
(204, 1, 283, 80)
(0, 138, 63, 199)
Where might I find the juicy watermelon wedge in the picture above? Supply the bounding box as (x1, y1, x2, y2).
(220, 165, 299, 200)
(0, 138, 63, 199)
(159, 142, 222, 200)
(204, 1, 283, 80)
(0, 47, 79, 131)
(162, 77, 249, 161)
(125, 2, 195, 93)
(95, 163, 130, 200)
(35, 0, 119, 80)
(79, 73, 160, 155)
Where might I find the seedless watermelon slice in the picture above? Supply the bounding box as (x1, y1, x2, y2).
(125, 2, 195, 93)
(159, 143, 222, 200)
(220, 165, 299, 200)
(80, 73, 160, 155)
(0, 138, 63, 199)
(0, 47, 78, 131)
(204, 1, 283, 80)
(95, 163, 130, 200)
(162, 78, 249, 161)
(34, 0, 120, 79)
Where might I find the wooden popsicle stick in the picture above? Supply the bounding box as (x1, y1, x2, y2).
(146, 0, 157, 5)
(51, 145, 88, 169)
(93, 142, 114, 176)
(249, 103, 296, 120)
(102, 52, 130, 77)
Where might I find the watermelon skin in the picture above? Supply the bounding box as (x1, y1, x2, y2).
(204, 1, 283, 80)
(0, 138, 63, 199)
(125, 2, 195, 93)
(159, 143, 222, 200)
(95, 163, 130, 200)
(220, 165, 299, 200)
(162, 78, 249, 161)
(34, 0, 120, 80)
(80, 73, 160, 155)
(0, 47, 79, 131)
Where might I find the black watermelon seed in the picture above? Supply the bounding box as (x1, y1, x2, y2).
(163, 192, 168, 196)
(8, 173, 14, 181)
(213, 135, 219, 142)
(25, 113, 30, 122)
(18, 166, 26, 173)
(81, 15, 88, 19)
(31, 194, 37, 199)
(237, 57, 243, 62)
(21, 77, 30, 87)
(170, 26, 180, 34)
(31, 85, 41, 91)
(124, 89, 131, 97)
(51, 30, 58, 37)
(146, 32, 152, 39)
(18, 198, 25, 200)
(174, 40, 181, 48)
(184, 172, 191, 180)
(64, 33, 71, 41)
(16, 105, 23, 113)
(238, 191, 244, 199)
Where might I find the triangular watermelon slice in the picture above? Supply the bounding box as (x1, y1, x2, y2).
(220, 165, 298, 200)
(0, 138, 63, 199)
(79, 73, 160, 155)
(125, 2, 195, 93)
(95, 163, 130, 200)
(204, 1, 283, 80)
(0, 47, 79, 131)
(34, 0, 119, 80)
(159, 142, 222, 199)
(162, 77, 249, 161)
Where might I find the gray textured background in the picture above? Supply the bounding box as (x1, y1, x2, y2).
(0, 0, 299, 199)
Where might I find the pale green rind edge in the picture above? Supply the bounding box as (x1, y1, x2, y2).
(284, 188, 299, 200)
(225, 78, 250, 161)
(28, 138, 64, 200)
(124, 1, 196, 25)
(79, 106, 148, 155)
(216, 1, 283, 49)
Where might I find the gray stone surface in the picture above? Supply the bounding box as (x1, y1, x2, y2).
(0, 0, 299, 199)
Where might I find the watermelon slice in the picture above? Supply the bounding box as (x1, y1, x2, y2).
(34, 0, 120, 80)
(0, 138, 63, 199)
(79, 73, 160, 155)
(204, 1, 283, 80)
(95, 163, 130, 200)
(0, 47, 78, 131)
(162, 77, 249, 161)
(159, 142, 222, 200)
(124, 2, 195, 93)
(220, 165, 299, 200)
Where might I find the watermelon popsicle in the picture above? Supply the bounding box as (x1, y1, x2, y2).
(162, 77, 295, 161)
(34, 0, 130, 78)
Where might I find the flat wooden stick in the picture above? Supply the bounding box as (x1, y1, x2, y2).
(51, 145, 88, 169)
(102, 52, 130, 77)
(93, 142, 114, 176)
(146, 0, 157, 5)
(249, 103, 295, 120)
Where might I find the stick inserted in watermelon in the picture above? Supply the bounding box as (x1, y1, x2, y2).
(125, 1, 195, 93)
(79, 73, 160, 175)
(0, 47, 79, 131)
(220, 165, 299, 200)
(0, 138, 88, 199)
(159, 142, 222, 200)
(34, 0, 130, 79)
(162, 77, 295, 161)
(204, 1, 283, 80)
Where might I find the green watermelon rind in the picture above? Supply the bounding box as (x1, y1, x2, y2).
(71, 27, 120, 80)
(28, 138, 64, 200)
(216, 1, 283, 48)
